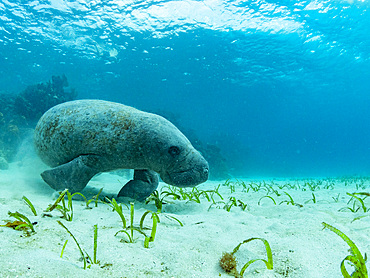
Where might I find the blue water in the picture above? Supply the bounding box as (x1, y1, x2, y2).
(1, 0, 369, 178)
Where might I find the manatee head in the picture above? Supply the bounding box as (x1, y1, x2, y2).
(141, 114, 209, 187)
(159, 144, 209, 187)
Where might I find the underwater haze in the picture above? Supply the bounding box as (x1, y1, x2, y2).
(1, 0, 370, 178)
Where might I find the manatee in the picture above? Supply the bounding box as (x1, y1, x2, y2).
(34, 99, 209, 201)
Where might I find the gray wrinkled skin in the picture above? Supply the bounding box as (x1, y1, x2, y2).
(34, 99, 209, 201)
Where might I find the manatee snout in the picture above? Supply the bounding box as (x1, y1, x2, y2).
(161, 154, 209, 187)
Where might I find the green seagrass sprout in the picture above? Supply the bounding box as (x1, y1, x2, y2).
(58, 221, 99, 269)
(107, 197, 128, 229)
(322, 222, 368, 278)
(145, 189, 181, 213)
(22, 196, 37, 216)
(45, 189, 74, 221)
(7, 211, 35, 234)
(140, 211, 160, 248)
(220, 237, 273, 277)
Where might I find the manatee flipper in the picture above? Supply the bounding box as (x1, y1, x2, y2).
(41, 155, 106, 193)
(117, 169, 159, 201)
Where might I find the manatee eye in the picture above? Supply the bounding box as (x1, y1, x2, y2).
(168, 146, 181, 157)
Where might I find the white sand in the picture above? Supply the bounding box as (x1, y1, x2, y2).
(0, 152, 369, 277)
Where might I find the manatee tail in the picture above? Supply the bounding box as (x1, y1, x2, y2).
(41, 155, 103, 193)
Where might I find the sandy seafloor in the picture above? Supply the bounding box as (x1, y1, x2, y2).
(0, 153, 369, 278)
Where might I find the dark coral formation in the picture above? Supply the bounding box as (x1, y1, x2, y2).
(192, 139, 230, 180)
(0, 75, 77, 164)
(0, 95, 23, 162)
(14, 75, 77, 123)
(152, 110, 231, 180)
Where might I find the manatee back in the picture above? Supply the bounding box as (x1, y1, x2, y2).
(34, 100, 143, 168)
